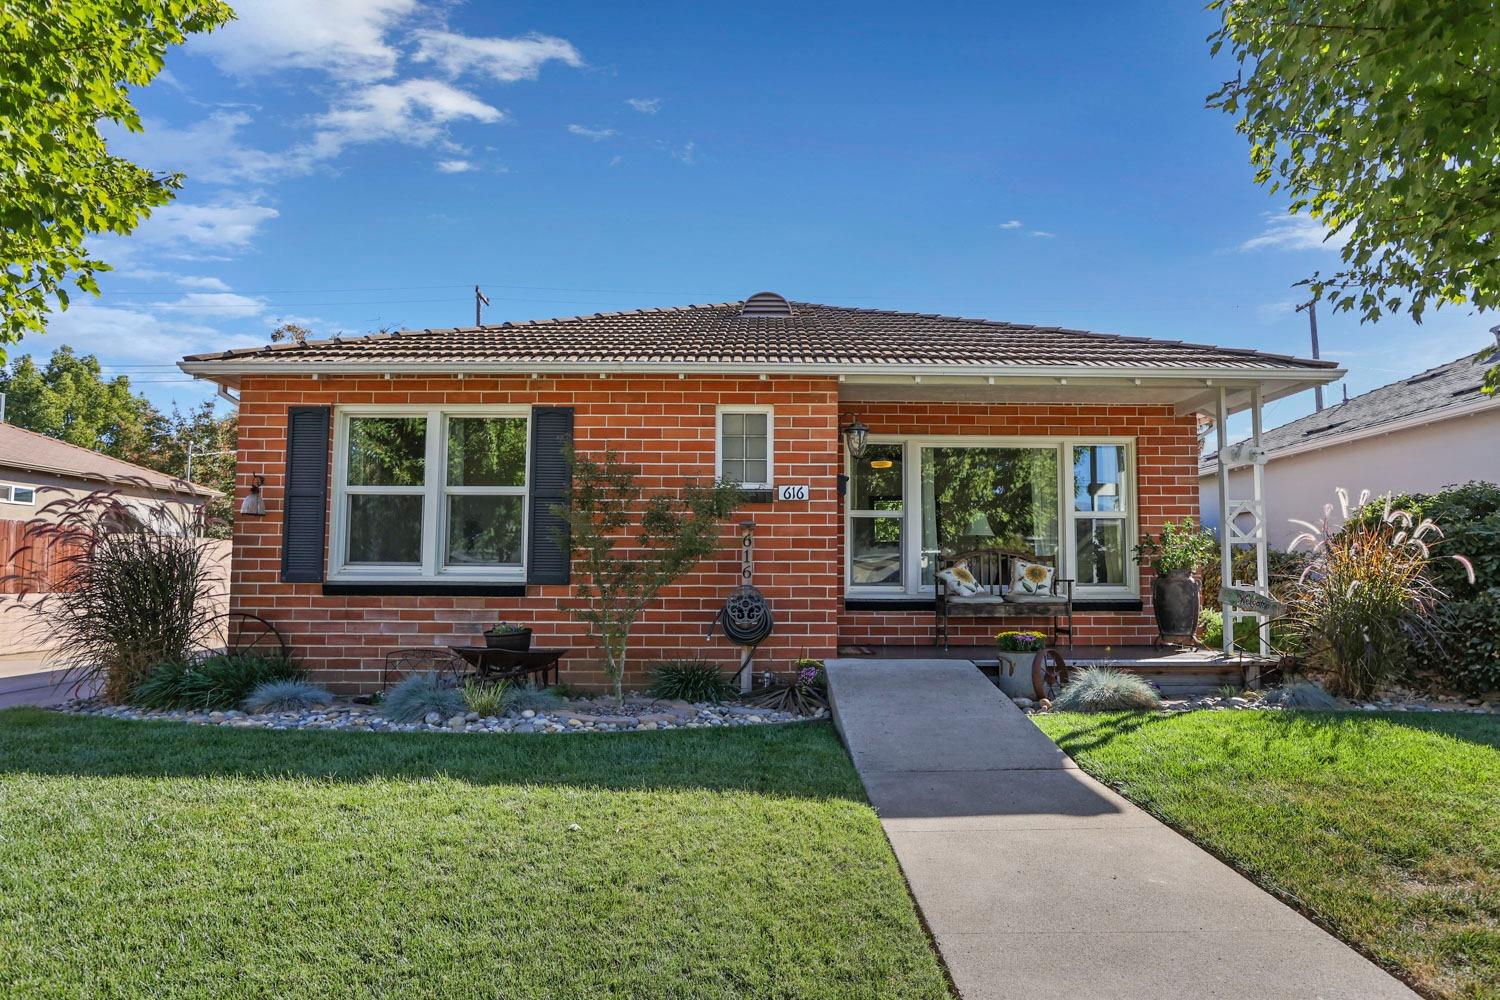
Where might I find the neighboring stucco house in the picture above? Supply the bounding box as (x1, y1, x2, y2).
(1200, 330, 1500, 550)
(0, 420, 222, 692)
(179, 293, 1341, 691)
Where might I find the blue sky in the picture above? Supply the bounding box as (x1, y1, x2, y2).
(32, 0, 1495, 436)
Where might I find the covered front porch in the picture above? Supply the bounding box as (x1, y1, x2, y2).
(833, 370, 1325, 686)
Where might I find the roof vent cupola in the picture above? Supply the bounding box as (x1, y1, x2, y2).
(739, 291, 794, 317)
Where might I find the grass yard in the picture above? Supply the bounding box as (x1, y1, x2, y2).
(0, 710, 950, 1000)
(1034, 709, 1500, 1000)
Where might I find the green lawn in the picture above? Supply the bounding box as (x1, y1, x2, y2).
(1034, 710, 1500, 1000)
(0, 710, 950, 1000)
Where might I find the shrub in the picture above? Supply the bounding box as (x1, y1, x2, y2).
(744, 661, 828, 716)
(461, 678, 511, 717)
(1052, 667, 1162, 712)
(1200, 548, 1309, 605)
(505, 685, 567, 713)
(243, 680, 334, 714)
(1282, 492, 1472, 699)
(1260, 680, 1339, 709)
(133, 653, 301, 711)
(996, 630, 1047, 652)
(648, 659, 736, 703)
(3, 491, 224, 702)
(1133, 518, 1218, 574)
(1442, 590, 1500, 694)
(383, 672, 465, 722)
(1198, 606, 1299, 655)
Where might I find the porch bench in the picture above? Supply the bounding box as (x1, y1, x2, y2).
(935, 549, 1074, 649)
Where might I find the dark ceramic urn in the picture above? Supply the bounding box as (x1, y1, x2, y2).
(1151, 568, 1201, 639)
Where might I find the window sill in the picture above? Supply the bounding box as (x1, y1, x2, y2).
(321, 582, 528, 597)
(1073, 597, 1144, 613)
(844, 596, 936, 612)
(736, 487, 774, 504)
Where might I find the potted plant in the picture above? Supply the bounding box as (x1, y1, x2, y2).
(1132, 518, 1218, 644)
(484, 621, 533, 651)
(994, 630, 1048, 698)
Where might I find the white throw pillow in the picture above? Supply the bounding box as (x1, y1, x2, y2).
(1013, 559, 1054, 596)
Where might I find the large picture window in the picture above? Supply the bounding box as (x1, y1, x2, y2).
(333, 409, 529, 581)
(846, 437, 1135, 599)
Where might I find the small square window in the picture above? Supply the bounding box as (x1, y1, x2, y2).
(12, 486, 34, 504)
(718, 410, 772, 487)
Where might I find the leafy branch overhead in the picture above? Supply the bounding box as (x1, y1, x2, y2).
(0, 0, 234, 351)
(1207, 2, 1500, 351)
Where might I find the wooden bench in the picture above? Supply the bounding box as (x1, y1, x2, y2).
(934, 549, 1074, 649)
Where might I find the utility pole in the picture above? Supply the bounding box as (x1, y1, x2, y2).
(475, 285, 491, 327)
(1295, 298, 1324, 411)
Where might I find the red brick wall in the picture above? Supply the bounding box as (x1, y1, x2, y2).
(231, 375, 842, 692)
(835, 401, 1201, 648)
(230, 377, 1198, 691)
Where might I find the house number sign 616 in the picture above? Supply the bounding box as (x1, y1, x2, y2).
(777, 484, 809, 501)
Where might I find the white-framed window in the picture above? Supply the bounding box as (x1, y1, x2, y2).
(330, 407, 530, 581)
(845, 436, 1137, 599)
(716, 406, 774, 488)
(0, 484, 36, 505)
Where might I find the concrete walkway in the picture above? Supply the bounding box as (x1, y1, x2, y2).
(824, 658, 1418, 1000)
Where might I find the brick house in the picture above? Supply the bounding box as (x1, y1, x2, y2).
(179, 293, 1341, 692)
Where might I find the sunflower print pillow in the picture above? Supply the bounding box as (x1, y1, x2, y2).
(1013, 559, 1054, 596)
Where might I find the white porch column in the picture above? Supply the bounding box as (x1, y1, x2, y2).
(1249, 386, 1270, 666)
(1215, 388, 1233, 654)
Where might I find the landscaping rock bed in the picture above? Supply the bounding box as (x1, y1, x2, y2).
(58, 696, 817, 734)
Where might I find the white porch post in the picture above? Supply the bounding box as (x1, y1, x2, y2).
(1215, 388, 1233, 655)
(1249, 386, 1270, 667)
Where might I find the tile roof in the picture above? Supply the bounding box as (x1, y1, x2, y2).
(181, 298, 1337, 373)
(0, 422, 218, 497)
(1204, 341, 1497, 466)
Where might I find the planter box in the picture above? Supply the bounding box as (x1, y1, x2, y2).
(994, 649, 1042, 700)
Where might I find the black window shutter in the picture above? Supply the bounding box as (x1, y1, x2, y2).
(281, 406, 331, 583)
(527, 406, 574, 585)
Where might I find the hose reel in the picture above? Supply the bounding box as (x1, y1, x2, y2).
(713, 522, 774, 691)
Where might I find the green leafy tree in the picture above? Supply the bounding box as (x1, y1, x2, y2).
(0, 347, 162, 459)
(1207, 1, 1500, 392)
(0, 0, 235, 352)
(559, 448, 741, 703)
(156, 400, 238, 537)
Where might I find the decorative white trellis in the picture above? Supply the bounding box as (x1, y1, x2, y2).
(1214, 387, 1271, 683)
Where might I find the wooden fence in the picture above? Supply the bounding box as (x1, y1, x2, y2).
(0, 519, 81, 595)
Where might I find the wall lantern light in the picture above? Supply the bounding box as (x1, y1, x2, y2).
(240, 474, 267, 517)
(842, 417, 870, 460)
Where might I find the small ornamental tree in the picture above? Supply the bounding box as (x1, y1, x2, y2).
(558, 448, 741, 702)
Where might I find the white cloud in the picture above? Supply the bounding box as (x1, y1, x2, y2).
(113, 112, 301, 186)
(670, 140, 696, 165)
(567, 124, 616, 141)
(136, 199, 281, 249)
(626, 97, 661, 114)
(28, 300, 231, 365)
(609, 155, 623, 167)
(435, 159, 476, 173)
(308, 79, 504, 158)
(1028, 230, 1054, 238)
(191, 0, 419, 82)
(158, 292, 268, 319)
(1239, 213, 1344, 252)
(998, 219, 1023, 230)
(173, 275, 233, 291)
(412, 30, 583, 82)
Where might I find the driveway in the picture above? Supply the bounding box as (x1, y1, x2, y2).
(824, 658, 1418, 1000)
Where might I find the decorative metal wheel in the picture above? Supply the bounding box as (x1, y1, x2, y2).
(191, 612, 290, 661)
(1034, 649, 1070, 700)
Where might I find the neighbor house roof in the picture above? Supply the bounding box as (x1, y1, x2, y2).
(0, 422, 218, 497)
(181, 296, 1339, 375)
(1201, 342, 1497, 471)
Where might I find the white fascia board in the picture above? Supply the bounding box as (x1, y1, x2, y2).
(178, 357, 1345, 388)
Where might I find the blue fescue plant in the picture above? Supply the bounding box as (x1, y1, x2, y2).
(243, 679, 334, 714)
(382, 672, 465, 722)
(1052, 667, 1163, 712)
